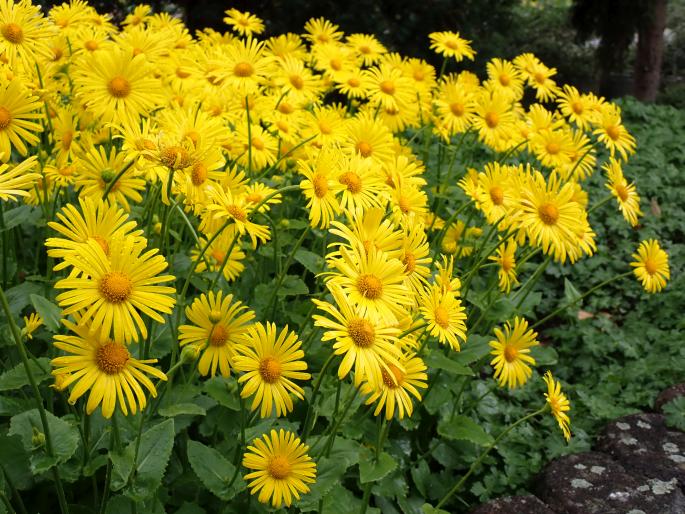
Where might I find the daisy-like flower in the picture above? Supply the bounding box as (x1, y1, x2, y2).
(472, 90, 517, 151)
(542, 371, 571, 441)
(55, 237, 176, 344)
(419, 284, 467, 351)
(603, 158, 642, 227)
(361, 352, 428, 420)
(429, 31, 475, 61)
(346, 33, 387, 66)
(526, 61, 559, 102)
(343, 113, 395, 166)
(313, 285, 402, 388)
(631, 239, 670, 293)
(328, 207, 403, 260)
(489, 239, 519, 294)
(0, 79, 43, 160)
(490, 317, 538, 389)
(335, 153, 388, 214)
(474, 162, 517, 227)
(243, 429, 317, 508)
(233, 322, 311, 418)
(73, 46, 163, 125)
(205, 186, 270, 248)
(303, 17, 343, 45)
(223, 8, 264, 37)
(326, 245, 412, 324)
(212, 37, 273, 94)
(434, 77, 477, 136)
(0, 155, 39, 201)
(192, 227, 246, 283)
(486, 58, 524, 99)
(298, 147, 345, 229)
(21, 312, 42, 340)
(46, 197, 143, 271)
(593, 105, 636, 161)
(530, 128, 574, 171)
(556, 85, 597, 130)
(363, 63, 414, 111)
(399, 220, 431, 298)
(0, 0, 54, 68)
(434, 255, 461, 294)
(51, 318, 167, 419)
(178, 291, 255, 377)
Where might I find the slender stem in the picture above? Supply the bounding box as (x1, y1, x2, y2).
(267, 225, 311, 317)
(431, 200, 474, 264)
(436, 407, 547, 508)
(102, 160, 135, 201)
(515, 256, 551, 310)
(302, 353, 336, 442)
(0, 285, 69, 514)
(587, 193, 613, 215)
(359, 418, 391, 514)
(207, 230, 240, 291)
(531, 271, 633, 329)
(0, 492, 16, 514)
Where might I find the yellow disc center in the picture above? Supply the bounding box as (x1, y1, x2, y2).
(227, 204, 247, 222)
(209, 324, 228, 347)
(538, 203, 559, 225)
(381, 364, 404, 388)
(312, 174, 329, 198)
(99, 271, 133, 303)
(0, 107, 12, 129)
(644, 258, 658, 275)
(233, 61, 254, 77)
(380, 80, 395, 95)
(356, 141, 372, 158)
(259, 357, 282, 383)
(2, 23, 23, 44)
(489, 186, 504, 205)
(339, 171, 362, 193)
(95, 342, 129, 374)
(546, 142, 560, 155)
(191, 163, 208, 186)
(107, 76, 131, 98)
(503, 344, 518, 363)
(357, 274, 383, 300)
(347, 318, 375, 348)
(434, 306, 450, 328)
(267, 455, 291, 479)
(450, 102, 465, 116)
(485, 112, 499, 128)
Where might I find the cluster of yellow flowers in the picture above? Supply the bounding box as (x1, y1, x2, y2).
(0, 1, 672, 509)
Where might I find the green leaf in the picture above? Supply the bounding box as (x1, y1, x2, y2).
(530, 345, 558, 366)
(294, 249, 324, 275)
(437, 415, 494, 446)
(410, 460, 431, 498)
(0, 358, 51, 391)
(158, 403, 206, 417)
(124, 419, 175, 501)
(424, 351, 473, 376)
(278, 275, 308, 297)
(663, 397, 685, 431)
(1, 205, 40, 231)
(109, 446, 135, 492)
(453, 335, 491, 365)
(29, 294, 62, 332)
(422, 504, 451, 514)
(563, 278, 582, 306)
(359, 449, 397, 484)
(3, 281, 43, 317)
(187, 440, 242, 500)
(297, 456, 347, 506)
(203, 377, 240, 411)
(301, 484, 363, 513)
(0, 434, 33, 490)
(8, 409, 79, 473)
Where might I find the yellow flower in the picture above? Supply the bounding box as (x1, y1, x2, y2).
(303, 17, 343, 45)
(51, 318, 167, 419)
(0, 155, 39, 201)
(631, 239, 670, 293)
(593, 105, 636, 161)
(0, 79, 43, 160)
(343, 113, 394, 166)
(336, 153, 388, 214)
(556, 85, 597, 130)
(205, 186, 270, 248)
(55, 237, 176, 344)
(363, 63, 414, 111)
(428, 31, 475, 61)
(542, 371, 571, 441)
(233, 322, 311, 418)
(490, 317, 538, 389)
(298, 146, 345, 229)
(0, 0, 55, 69)
(179, 291, 255, 377)
(490, 239, 519, 294)
(603, 158, 642, 227)
(192, 227, 246, 283)
(313, 285, 402, 388)
(347, 33, 387, 66)
(21, 312, 42, 340)
(243, 429, 317, 508)
(419, 284, 467, 351)
(223, 8, 265, 37)
(361, 352, 428, 420)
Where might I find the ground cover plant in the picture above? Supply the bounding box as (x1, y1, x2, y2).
(0, 2, 675, 513)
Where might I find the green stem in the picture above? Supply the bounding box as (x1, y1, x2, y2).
(514, 256, 551, 310)
(267, 225, 311, 318)
(302, 353, 336, 442)
(431, 200, 473, 264)
(0, 284, 69, 514)
(531, 271, 633, 329)
(587, 193, 613, 215)
(436, 407, 547, 509)
(102, 159, 135, 201)
(359, 418, 391, 514)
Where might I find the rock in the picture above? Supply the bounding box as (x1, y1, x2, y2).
(655, 383, 685, 412)
(536, 451, 685, 514)
(469, 495, 554, 514)
(596, 413, 685, 488)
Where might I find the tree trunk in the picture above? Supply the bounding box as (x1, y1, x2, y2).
(633, 0, 667, 101)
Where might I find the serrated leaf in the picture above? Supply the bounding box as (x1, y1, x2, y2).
(301, 484, 363, 513)
(410, 460, 431, 498)
(124, 419, 175, 501)
(4, 281, 43, 317)
(8, 409, 79, 473)
(0, 434, 33, 490)
(453, 335, 490, 366)
(663, 397, 685, 431)
(158, 403, 206, 417)
(29, 294, 61, 332)
(187, 440, 242, 500)
(437, 415, 493, 446)
(0, 358, 51, 391)
(278, 275, 308, 297)
(203, 377, 239, 411)
(297, 456, 347, 506)
(294, 249, 324, 274)
(424, 351, 473, 376)
(359, 450, 397, 484)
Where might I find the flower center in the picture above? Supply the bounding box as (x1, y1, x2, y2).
(246, 192, 262, 204)
(312, 174, 328, 198)
(434, 306, 450, 328)
(209, 324, 228, 346)
(267, 455, 291, 479)
(546, 142, 560, 155)
(357, 274, 383, 300)
(571, 101, 583, 115)
(95, 342, 129, 374)
(1, 23, 23, 44)
(398, 195, 411, 214)
(176, 67, 190, 78)
(85, 39, 99, 51)
(347, 77, 360, 88)
(380, 80, 395, 95)
(99, 271, 133, 303)
(359, 45, 371, 54)
(614, 184, 629, 202)
(259, 357, 282, 383)
(534, 72, 546, 85)
(538, 203, 559, 225)
(347, 318, 375, 348)
(278, 102, 294, 114)
(91, 235, 109, 255)
(489, 186, 504, 205)
(503, 344, 518, 363)
(100, 168, 117, 183)
(61, 130, 73, 150)
(403, 252, 416, 274)
(605, 125, 620, 141)
(0, 107, 12, 130)
(501, 254, 514, 272)
(330, 58, 342, 70)
(644, 258, 658, 275)
(250, 136, 265, 151)
(160, 146, 190, 169)
(227, 204, 247, 222)
(445, 39, 459, 50)
(289, 74, 304, 90)
(210, 249, 225, 264)
(355, 141, 372, 158)
(58, 164, 76, 177)
(318, 120, 332, 134)
(107, 76, 131, 98)
(485, 112, 499, 128)
(499, 74, 510, 86)
(52, 47, 64, 61)
(413, 69, 425, 81)
(381, 364, 404, 388)
(233, 61, 254, 77)
(339, 171, 362, 193)
(449, 102, 465, 116)
(191, 163, 208, 186)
